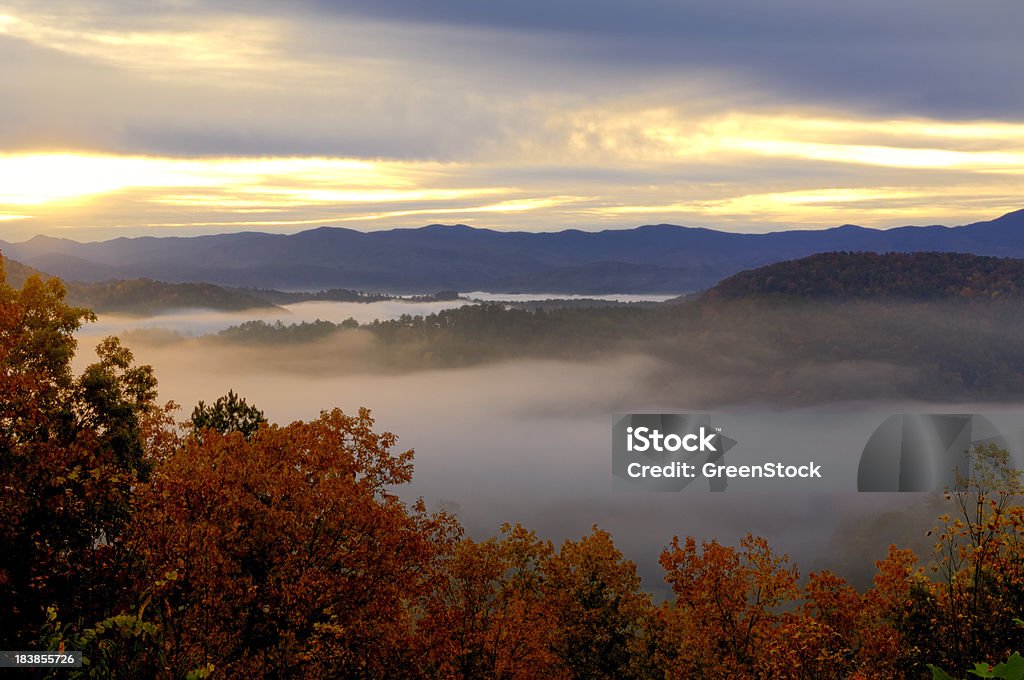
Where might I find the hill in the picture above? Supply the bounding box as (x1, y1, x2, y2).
(705, 252, 1024, 301)
(0, 256, 280, 314)
(0, 258, 52, 289)
(4, 209, 1024, 293)
(63, 279, 281, 315)
(0, 256, 461, 314)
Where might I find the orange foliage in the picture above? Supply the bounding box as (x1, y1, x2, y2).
(0, 260, 157, 648)
(129, 408, 459, 678)
(420, 524, 560, 679)
(658, 533, 800, 678)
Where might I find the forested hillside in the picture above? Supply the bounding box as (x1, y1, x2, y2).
(63, 278, 281, 314)
(708, 251, 1024, 300)
(0, 254, 463, 314)
(0, 256, 278, 314)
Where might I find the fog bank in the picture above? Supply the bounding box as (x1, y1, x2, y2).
(69, 306, 1009, 594)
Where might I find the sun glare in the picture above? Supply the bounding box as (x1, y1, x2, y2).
(0, 153, 477, 207)
(2, 103, 1023, 236)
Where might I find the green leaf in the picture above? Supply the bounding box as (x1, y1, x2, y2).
(991, 652, 1024, 680)
(968, 661, 996, 677)
(928, 663, 960, 680)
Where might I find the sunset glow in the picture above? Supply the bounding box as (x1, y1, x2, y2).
(1, 2, 1022, 239)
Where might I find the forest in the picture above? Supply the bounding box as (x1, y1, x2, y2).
(706, 252, 1024, 301)
(3, 258, 1024, 678)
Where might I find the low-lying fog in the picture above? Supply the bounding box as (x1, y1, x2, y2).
(465, 292, 680, 303)
(91, 293, 676, 338)
(73, 305, 987, 595)
(90, 299, 471, 337)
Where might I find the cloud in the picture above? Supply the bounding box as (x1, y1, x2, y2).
(4, 99, 1024, 239)
(1, 0, 1022, 238)
(297, 0, 1024, 119)
(6, 0, 1024, 155)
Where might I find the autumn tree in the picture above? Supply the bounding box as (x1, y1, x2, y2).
(129, 407, 458, 678)
(544, 527, 659, 679)
(419, 523, 561, 679)
(657, 533, 800, 678)
(857, 545, 933, 678)
(919, 444, 1024, 674)
(0, 257, 158, 648)
(765, 570, 865, 679)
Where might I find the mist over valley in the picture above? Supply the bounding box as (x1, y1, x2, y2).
(63, 249, 1024, 594)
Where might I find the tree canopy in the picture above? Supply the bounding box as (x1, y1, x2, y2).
(190, 390, 267, 441)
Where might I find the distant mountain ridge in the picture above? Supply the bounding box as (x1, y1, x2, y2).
(3, 209, 1024, 293)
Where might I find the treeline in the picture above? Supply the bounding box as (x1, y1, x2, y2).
(98, 249, 1024, 402)
(3, 261, 1024, 678)
(241, 288, 462, 305)
(216, 319, 357, 344)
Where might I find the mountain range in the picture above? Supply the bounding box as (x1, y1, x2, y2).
(3, 209, 1024, 294)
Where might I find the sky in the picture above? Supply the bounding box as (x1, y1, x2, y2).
(2, 0, 1023, 241)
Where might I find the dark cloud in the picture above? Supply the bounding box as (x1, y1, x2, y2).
(6, 0, 1023, 160)
(297, 0, 1024, 119)
(303, 0, 975, 40)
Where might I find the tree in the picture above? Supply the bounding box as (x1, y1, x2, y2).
(657, 533, 799, 678)
(190, 389, 266, 441)
(929, 621, 1024, 680)
(419, 524, 560, 679)
(922, 444, 1024, 674)
(544, 527, 658, 679)
(768, 570, 865, 679)
(0, 257, 158, 648)
(130, 407, 458, 678)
